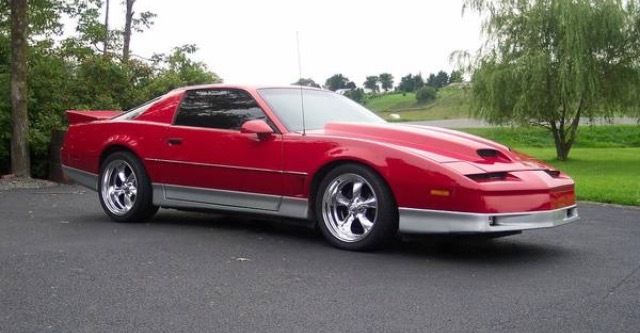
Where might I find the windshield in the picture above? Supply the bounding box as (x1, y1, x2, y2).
(258, 88, 385, 132)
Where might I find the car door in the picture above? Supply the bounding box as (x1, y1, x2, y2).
(156, 88, 284, 211)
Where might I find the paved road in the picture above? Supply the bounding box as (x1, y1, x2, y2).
(1, 185, 639, 332)
(409, 117, 639, 129)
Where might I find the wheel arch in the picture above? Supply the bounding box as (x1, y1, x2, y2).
(98, 144, 152, 182)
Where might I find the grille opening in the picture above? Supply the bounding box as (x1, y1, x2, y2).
(467, 172, 509, 182)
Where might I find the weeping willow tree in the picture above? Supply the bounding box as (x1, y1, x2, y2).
(462, 0, 640, 160)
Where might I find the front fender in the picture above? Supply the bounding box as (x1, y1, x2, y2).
(283, 134, 462, 210)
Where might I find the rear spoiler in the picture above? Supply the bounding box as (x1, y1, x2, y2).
(65, 110, 122, 125)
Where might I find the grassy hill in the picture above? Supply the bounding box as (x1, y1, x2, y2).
(365, 85, 472, 121)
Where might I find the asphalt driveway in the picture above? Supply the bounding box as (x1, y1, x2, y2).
(1, 185, 639, 332)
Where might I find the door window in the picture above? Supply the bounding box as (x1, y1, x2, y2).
(175, 89, 269, 130)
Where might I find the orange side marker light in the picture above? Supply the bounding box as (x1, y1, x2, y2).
(430, 189, 450, 197)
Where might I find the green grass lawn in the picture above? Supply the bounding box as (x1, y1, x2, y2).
(366, 86, 471, 121)
(366, 92, 418, 111)
(464, 125, 640, 148)
(459, 126, 640, 206)
(518, 148, 640, 206)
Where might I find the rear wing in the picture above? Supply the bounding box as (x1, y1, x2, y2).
(65, 110, 121, 125)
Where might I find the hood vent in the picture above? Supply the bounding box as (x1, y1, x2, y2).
(476, 148, 511, 163)
(545, 170, 561, 178)
(477, 149, 499, 158)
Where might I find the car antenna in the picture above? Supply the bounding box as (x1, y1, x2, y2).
(296, 31, 306, 136)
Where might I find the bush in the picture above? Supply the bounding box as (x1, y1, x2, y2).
(344, 88, 366, 104)
(415, 86, 437, 104)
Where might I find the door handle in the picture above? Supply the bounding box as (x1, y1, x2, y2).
(167, 138, 183, 146)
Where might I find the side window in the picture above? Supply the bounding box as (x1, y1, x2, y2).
(175, 89, 268, 130)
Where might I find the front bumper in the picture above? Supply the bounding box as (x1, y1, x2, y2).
(399, 205, 579, 234)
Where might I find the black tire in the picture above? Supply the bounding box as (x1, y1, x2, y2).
(315, 163, 398, 251)
(98, 151, 158, 222)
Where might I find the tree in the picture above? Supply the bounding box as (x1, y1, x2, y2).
(324, 74, 352, 91)
(426, 73, 438, 88)
(363, 76, 379, 93)
(416, 86, 437, 104)
(344, 88, 365, 104)
(1, 0, 75, 177)
(464, 0, 640, 160)
(426, 71, 449, 89)
(345, 81, 356, 90)
(449, 70, 463, 84)
(123, 0, 134, 62)
(10, 0, 30, 177)
(145, 44, 221, 98)
(398, 74, 415, 92)
(413, 73, 424, 90)
(292, 78, 320, 88)
(103, 0, 109, 56)
(398, 73, 426, 92)
(435, 71, 449, 88)
(122, 0, 155, 62)
(58, 0, 126, 60)
(379, 73, 394, 92)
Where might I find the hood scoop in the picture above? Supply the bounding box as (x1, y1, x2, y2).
(476, 148, 511, 163)
(477, 149, 499, 157)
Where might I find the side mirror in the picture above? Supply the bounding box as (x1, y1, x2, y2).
(240, 119, 274, 140)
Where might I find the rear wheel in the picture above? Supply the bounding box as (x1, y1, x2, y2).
(316, 164, 398, 251)
(98, 151, 158, 222)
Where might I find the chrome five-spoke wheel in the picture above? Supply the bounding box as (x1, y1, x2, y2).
(98, 151, 157, 222)
(101, 160, 138, 215)
(317, 164, 398, 250)
(322, 173, 379, 242)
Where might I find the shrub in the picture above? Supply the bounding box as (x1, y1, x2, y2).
(344, 88, 366, 104)
(416, 86, 437, 104)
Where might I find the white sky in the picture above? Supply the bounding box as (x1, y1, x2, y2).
(102, 0, 482, 86)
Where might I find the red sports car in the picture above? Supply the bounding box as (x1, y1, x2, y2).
(61, 84, 579, 250)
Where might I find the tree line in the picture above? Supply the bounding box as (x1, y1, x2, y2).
(293, 69, 464, 104)
(294, 70, 463, 92)
(1, 0, 219, 177)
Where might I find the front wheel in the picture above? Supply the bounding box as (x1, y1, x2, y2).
(316, 164, 398, 251)
(98, 151, 158, 222)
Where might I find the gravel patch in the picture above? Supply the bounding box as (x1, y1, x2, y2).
(0, 176, 58, 191)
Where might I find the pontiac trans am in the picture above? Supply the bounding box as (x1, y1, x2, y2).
(61, 84, 579, 250)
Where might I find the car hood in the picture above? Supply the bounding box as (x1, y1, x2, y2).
(319, 122, 549, 173)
